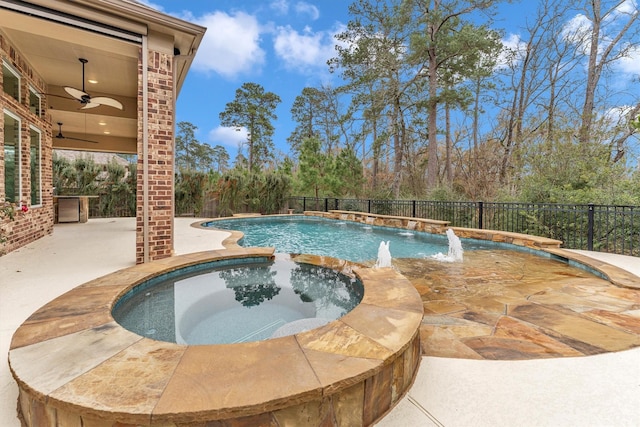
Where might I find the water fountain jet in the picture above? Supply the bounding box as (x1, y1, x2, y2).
(431, 229, 463, 262)
(376, 241, 392, 268)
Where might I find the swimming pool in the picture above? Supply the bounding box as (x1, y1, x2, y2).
(205, 215, 491, 262)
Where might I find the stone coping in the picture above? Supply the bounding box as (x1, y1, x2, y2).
(9, 247, 423, 425)
(543, 247, 640, 290)
(313, 210, 563, 249)
(328, 210, 450, 226)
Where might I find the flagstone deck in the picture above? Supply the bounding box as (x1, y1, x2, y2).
(310, 210, 640, 361)
(395, 250, 640, 360)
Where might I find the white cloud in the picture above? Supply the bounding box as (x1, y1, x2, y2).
(270, 0, 289, 15)
(208, 126, 249, 149)
(562, 14, 592, 54)
(295, 2, 320, 20)
(496, 33, 527, 70)
(136, 0, 164, 12)
(615, 44, 640, 76)
(192, 11, 265, 78)
(602, 105, 639, 128)
(613, 0, 638, 17)
(273, 25, 337, 72)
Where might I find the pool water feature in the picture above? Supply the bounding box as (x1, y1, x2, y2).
(206, 215, 490, 262)
(113, 257, 364, 345)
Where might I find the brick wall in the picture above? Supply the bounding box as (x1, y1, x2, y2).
(0, 32, 54, 255)
(136, 49, 175, 264)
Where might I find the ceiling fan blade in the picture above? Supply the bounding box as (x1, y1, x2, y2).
(64, 135, 100, 144)
(64, 86, 90, 101)
(79, 100, 100, 110)
(83, 96, 124, 110)
(54, 122, 99, 144)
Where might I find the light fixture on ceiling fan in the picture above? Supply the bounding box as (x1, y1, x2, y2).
(54, 122, 99, 144)
(64, 58, 123, 110)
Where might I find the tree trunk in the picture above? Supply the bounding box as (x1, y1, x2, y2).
(391, 96, 404, 198)
(426, 44, 439, 189)
(445, 100, 452, 185)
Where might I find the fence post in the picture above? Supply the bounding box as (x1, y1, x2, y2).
(335, 198, 339, 211)
(478, 201, 484, 229)
(325, 198, 329, 212)
(368, 199, 371, 213)
(303, 197, 306, 212)
(587, 203, 594, 251)
(412, 200, 416, 218)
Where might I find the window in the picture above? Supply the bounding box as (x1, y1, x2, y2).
(3, 111, 21, 203)
(29, 86, 41, 117)
(30, 127, 41, 206)
(2, 60, 20, 102)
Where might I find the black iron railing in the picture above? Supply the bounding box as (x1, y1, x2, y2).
(287, 197, 640, 257)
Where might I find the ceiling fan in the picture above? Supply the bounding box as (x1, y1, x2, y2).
(54, 122, 99, 144)
(64, 58, 123, 110)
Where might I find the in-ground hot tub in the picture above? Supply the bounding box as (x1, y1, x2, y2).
(9, 247, 423, 426)
(112, 256, 365, 345)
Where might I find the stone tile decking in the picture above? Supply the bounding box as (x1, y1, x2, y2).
(310, 211, 640, 361)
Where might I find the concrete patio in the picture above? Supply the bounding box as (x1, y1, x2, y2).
(1, 218, 639, 426)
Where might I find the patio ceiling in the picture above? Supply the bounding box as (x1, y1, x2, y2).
(0, 4, 139, 153)
(0, 0, 204, 156)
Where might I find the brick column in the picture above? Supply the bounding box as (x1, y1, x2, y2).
(136, 47, 174, 264)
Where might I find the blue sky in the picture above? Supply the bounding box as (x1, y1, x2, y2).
(142, 0, 639, 161)
(141, 0, 351, 158)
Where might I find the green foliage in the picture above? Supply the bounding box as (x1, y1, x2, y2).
(1, 201, 17, 246)
(215, 170, 291, 216)
(98, 159, 136, 217)
(52, 153, 137, 217)
(175, 170, 208, 216)
(219, 82, 281, 171)
(175, 121, 230, 173)
(332, 146, 364, 197)
(52, 153, 100, 195)
(296, 136, 333, 198)
(519, 134, 638, 205)
(426, 185, 467, 202)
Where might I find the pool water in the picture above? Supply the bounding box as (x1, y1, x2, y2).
(113, 257, 364, 345)
(207, 215, 491, 262)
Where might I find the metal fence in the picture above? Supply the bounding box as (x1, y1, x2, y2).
(287, 197, 640, 257)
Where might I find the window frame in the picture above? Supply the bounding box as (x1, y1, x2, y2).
(30, 125, 42, 207)
(3, 109, 22, 204)
(2, 60, 21, 102)
(29, 85, 42, 117)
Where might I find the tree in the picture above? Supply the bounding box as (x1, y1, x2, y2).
(175, 121, 199, 172)
(211, 145, 230, 173)
(288, 87, 323, 154)
(333, 0, 504, 196)
(296, 136, 334, 201)
(408, 0, 503, 189)
(332, 0, 417, 198)
(332, 145, 364, 196)
(175, 121, 222, 173)
(219, 82, 281, 171)
(576, 0, 640, 146)
(288, 85, 353, 157)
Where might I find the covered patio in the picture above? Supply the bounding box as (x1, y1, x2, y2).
(0, 0, 205, 262)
